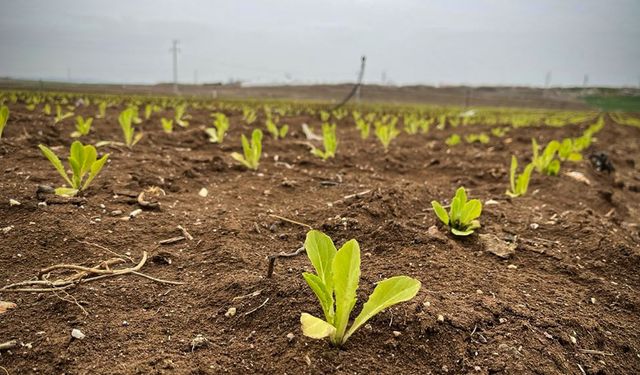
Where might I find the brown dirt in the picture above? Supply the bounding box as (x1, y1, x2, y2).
(1, 101, 640, 375)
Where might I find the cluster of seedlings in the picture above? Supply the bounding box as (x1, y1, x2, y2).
(0, 89, 627, 348)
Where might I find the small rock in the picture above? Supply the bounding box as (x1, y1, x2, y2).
(190, 334, 208, 351)
(364, 324, 372, 331)
(1, 226, 13, 234)
(38, 201, 47, 207)
(499, 317, 507, 324)
(590, 297, 596, 304)
(129, 209, 142, 218)
(479, 233, 516, 259)
(484, 199, 500, 205)
(9, 199, 20, 206)
(570, 336, 577, 345)
(507, 264, 518, 269)
(530, 223, 539, 230)
(111, 210, 123, 216)
(122, 321, 129, 326)
(565, 171, 591, 186)
(423, 301, 431, 307)
(437, 314, 445, 323)
(71, 328, 85, 340)
(476, 289, 483, 295)
(198, 188, 208, 197)
(427, 225, 447, 242)
(392, 331, 401, 337)
(286, 332, 295, 342)
(225, 307, 237, 317)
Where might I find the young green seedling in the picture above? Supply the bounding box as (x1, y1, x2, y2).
(38, 141, 109, 196)
(300, 230, 421, 347)
(265, 118, 288, 140)
(374, 122, 400, 152)
(161, 118, 174, 133)
(531, 139, 560, 176)
(54, 104, 74, 124)
(175, 104, 189, 127)
(431, 187, 482, 236)
(445, 134, 461, 146)
(242, 107, 257, 125)
(231, 129, 263, 170)
(355, 118, 370, 139)
(119, 108, 143, 148)
(206, 113, 230, 143)
(311, 123, 337, 160)
(0, 105, 8, 139)
(43, 103, 52, 115)
(71, 116, 93, 138)
(506, 156, 534, 198)
(144, 104, 153, 120)
(557, 138, 583, 162)
(96, 101, 107, 118)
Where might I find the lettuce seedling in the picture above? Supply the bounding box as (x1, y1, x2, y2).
(175, 104, 189, 127)
(265, 118, 288, 140)
(319, 110, 330, 122)
(355, 118, 370, 139)
(445, 134, 461, 146)
(231, 129, 263, 170)
(300, 230, 421, 346)
(431, 187, 482, 236)
(119, 108, 143, 148)
(96, 101, 107, 118)
(144, 104, 153, 120)
(43, 103, 52, 115)
(54, 104, 74, 124)
(311, 123, 337, 160)
(374, 122, 400, 152)
(71, 116, 93, 138)
(161, 118, 174, 133)
(532, 139, 560, 176)
(557, 138, 583, 162)
(38, 141, 109, 196)
(206, 113, 230, 143)
(0, 105, 8, 139)
(465, 133, 490, 144)
(242, 107, 257, 125)
(506, 156, 534, 198)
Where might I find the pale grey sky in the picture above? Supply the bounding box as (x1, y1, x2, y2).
(1, 0, 639, 87)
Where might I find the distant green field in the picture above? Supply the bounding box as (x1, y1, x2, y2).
(583, 95, 640, 112)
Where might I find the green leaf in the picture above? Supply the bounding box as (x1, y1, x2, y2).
(451, 227, 474, 236)
(431, 201, 449, 225)
(509, 156, 517, 193)
(331, 239, 361, 344)
(567, 152, 583, 162)
(344, 276, 421, 342)
(54, 187, 79, 197)
(82, 154, 109, 191)
(304, 230, 337, 286)
(303, 273, 335, 324)
(230, 152, 251, 169)
(300, 313, 336, 339)
(460, 199, 482, 224)
(38, 144, 72, 186)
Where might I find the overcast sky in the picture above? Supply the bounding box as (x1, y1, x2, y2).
(1, 0, 639, 87)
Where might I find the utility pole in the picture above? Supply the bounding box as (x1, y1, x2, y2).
(583, 74, 589, 87)
(545, 70, 552, 88)
(170, 40, 180, 94)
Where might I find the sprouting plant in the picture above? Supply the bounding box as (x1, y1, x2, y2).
(300, 230, 421, 347)
(231, 129, 263, 170)
(374, 122, 400, 152)
(206, 113, 230, 143)
(436, 115, 447, 130)
(242, 107, 257, 125)
(311, 123, 337, 160)
(161, 118, 174, 133)
(431, 187, 482, 236)
(506, 156, 534, 198)
(332, 108, 347, 120)
(71, 116, 93, 138)
(43, 103, 52, 115)
(119, 108, 143, 148)
(0, 105, 9, 139)
(38, 141, 109, 196)
(144, 104, 153, 120)
(355, 118, 370, 139)
(175, 104, 189, 127)
(464, 133, 490, 144)
(491, 127, 509, 137)
(445, 134, 461, 146)
(557, 138, 583, 162)
(532, 139, 560, 176)
(319, 110, 330, 122)
(54, 104, 74, 124)
(96, 101, 107, 118)
(265, 118, 289, 140)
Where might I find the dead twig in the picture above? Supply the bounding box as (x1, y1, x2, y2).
(137, 191, 160, 209)
(266, 246, 305, 278)
(159, 236, 185, 245)
(177, 225, 194, 241)
(244, 298, 270, 316)
(0, 340, 18, 351)
(0, 365, 9, 375)
(331, 189, 372, 205)
(75, 239, 134, 262)
(579, 349, 613, 356)
(268, 214, 313, 229)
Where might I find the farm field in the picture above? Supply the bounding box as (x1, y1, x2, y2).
(0, 91, 639, 374)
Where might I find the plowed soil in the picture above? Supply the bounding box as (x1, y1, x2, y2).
(1, 102, 639, 375)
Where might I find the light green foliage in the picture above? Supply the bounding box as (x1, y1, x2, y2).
(161, 118, 173, 133)
(557, 138, 583, 161)
(206, 113, 230, 143)
(242, 107, 257, 125)
(332, 108, 347, 120)
(374, 121, 400, 152)
(491, 127, 509, 137)
(355, 118, 370, 139)
(265, 117, 289, 140)
(506, 156, 535, 198)
(231, 129, 263, 170)
(532, 139, 560, 176)
(43, 103, 52, 115)
(431, 187, 482, 236)
(71, 116, 93, 138)
(54, 104, 74, 124)
(311, 123, 337, 160)
(96, 101, 107, 118)
(319, 110, 330, 122)
(300, 230, 421, 346)
(38, 141, 109, 197)
(403, 114, 431, 135)
(144, 104, 153, 120)
(436, 115, 447, 130)
(465, 133, 490, 144)
(174, 104, 189, 127)
(119, 107, 143, 148)
(0, 105, 8, 139)
(445, 134, 461, 146)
